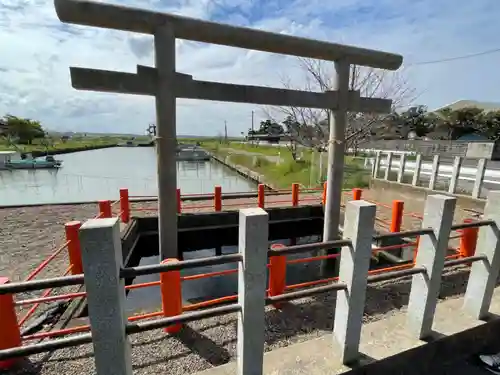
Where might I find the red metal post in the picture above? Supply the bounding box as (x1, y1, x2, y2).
(160, 259, 182, 334)
(257, 184, 265, 208)
(0, 277, 22, 370)
(98, 200, 112, 218)
(390, 200, 404, 233)
(459, 218, 479, 258)
(214, 186, 222, 212)
(119, 188, 130, 223)
(65, 221, 83, 275)
(291, 183, 299, 207)
(322, 182, 327, 205)
(352, 188, 362, 201)
(268, 244, 287, 308)
(176, 188, 182, 214)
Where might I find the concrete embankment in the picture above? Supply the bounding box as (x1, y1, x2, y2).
(209, 152, 277, 190)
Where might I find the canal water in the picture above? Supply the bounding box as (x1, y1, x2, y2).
(0, 147, 256, 206)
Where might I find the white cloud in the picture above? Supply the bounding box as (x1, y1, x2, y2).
(0, 0, 499, 136)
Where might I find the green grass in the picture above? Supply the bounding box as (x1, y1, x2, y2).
(0, 135, 152, 153)
(204, 141, 370, 189)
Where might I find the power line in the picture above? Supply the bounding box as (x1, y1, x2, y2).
(406, 47, 500, 67)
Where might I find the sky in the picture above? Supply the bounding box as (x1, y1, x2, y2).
(0, 0, 499, 136)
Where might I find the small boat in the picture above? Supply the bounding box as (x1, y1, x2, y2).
(176, 145, 210, 161)
(0, 151, 62, 169)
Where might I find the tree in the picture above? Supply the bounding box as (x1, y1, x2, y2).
(264, 58, 416, 153)
(2, 114, 45, 144)
(478, 111, 500, 140)
(436, 107, 484, 139)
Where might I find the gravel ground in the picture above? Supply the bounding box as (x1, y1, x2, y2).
(0, 189, 483, 374)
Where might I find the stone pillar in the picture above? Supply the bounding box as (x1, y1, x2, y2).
(154, 24, 178, 260)
(407, 195, 456, 339)
(384, 152, 393, 180)
(237, 208, 269, 375)
(448, 156, 462, 194)
(428, 155, 440, 190)
(397, 153, 406, 183)
(412, 154, 422, 186)
(334, 200, 376, 364)
(463, 191, 500, 319)
(471, 158, 486, 199)
(79, 218, 132, 375)
(373, 151, 381, 178)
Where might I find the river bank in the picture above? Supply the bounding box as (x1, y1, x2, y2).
(203, 141, 370, 189)
(29, 144, 119, 157)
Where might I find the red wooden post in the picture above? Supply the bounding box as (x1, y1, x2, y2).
(119, 188, 130, 223)
(214, 186, 222, 212)
(352, 188, 362, 201)
(160, 259, 182, 334)
(176, 188, 182, 214)
(0, 277, 22, 370)
(390, 200, 404, 233)
(268, 244, 287, 308)
(65, 221, 83, 275)
(459, 218, 479, 258)
(98, 200, 112, 218)
(322, 182, 327, 205)
(291, 183, 299, 207)
(257, 184, 265, 208)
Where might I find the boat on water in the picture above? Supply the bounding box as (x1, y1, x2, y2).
(176, 144, 210, 161)
(0, 151, 62, 170)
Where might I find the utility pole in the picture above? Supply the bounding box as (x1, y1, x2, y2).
(224, 120, 228, 143)
(251, 110, 254, 145)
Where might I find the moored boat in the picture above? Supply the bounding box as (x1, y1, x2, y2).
(0, 151, 62, 169)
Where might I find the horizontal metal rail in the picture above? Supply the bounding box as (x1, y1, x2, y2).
(0, 333, 93, 360)
(373, 228, 433, 241)
(0, 274, 85, 295)
(120, 253, 242, 279)
(268, 239, 351, 256)
(126, 304, 241, 334)
(266, 282, 347, 304)
(451, 220, 494, 231)
(444, 255, 487, 268)
(367, 266, 425, 284)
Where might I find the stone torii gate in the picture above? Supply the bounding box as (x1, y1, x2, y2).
(54, 0, 403, 261)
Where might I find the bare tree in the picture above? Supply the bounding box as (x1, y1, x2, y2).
(264, 58, 416, 156)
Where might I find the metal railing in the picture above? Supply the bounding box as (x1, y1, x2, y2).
(2, 192, 500, 374)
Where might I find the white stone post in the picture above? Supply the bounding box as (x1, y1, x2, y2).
(237, 208, 269, 375)
(428, 155, 440, 190)
(463, 191, 500, 319)
(472, 158, 487, 199)
(407, 195, 456, 339)
(412, 154, 422, 186)
(448, 156, 462, 194)
(79, 218, 132, 375)
(334, 200, 376, 364)
(373, 151, 381, 178)
(384, 152, 393, 180)
(397, 153, 406, 183)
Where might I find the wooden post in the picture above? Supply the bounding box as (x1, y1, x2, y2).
(98, 200, 112, 218)
(0, 278, 22, 370)
(65, 221, 83, 275)
(390, 200, 404, 233)
(214, 186, 222, 212)
(119, 188, 130, 223)
(160, 259, 182, 333)
(257, 184, 265, 208)
(291, 183, 299, 206)
(268, 244, 287, 308)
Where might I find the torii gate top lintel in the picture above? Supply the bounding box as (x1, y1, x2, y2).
(54, 0, 402, 71)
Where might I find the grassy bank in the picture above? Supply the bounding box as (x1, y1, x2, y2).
(202, 141, 370, 189)
(0, 135, 152, 155)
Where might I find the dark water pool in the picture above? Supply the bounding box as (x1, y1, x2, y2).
(124, 236, 325, 314)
